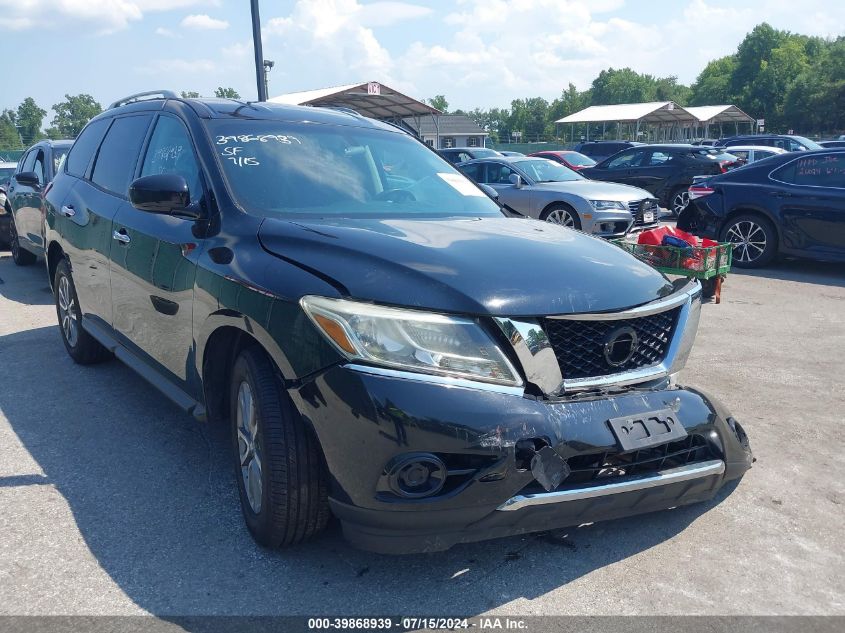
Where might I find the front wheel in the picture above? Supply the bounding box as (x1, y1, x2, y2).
(230, 347, 329, 547)
(720, 214, 777, 268)
(542, 205, 581, 230)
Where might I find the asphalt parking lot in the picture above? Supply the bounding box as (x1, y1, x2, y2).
(0, 248, 843, 617)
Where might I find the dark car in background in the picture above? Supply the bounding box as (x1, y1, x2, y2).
(585, 144, 741, 216)
(715, 134, 822, 152)
(819, 140, 845, 149)
(41, 91, 751, 553)
(439, 147, 502, 164)
(0, 160, 17, 247)
(680, 149, 845, 268)
(528, 150, 596, 171)
(7, 139, 72, 265)
(574, 140, 643, 163)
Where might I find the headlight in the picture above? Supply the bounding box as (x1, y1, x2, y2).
(589, 200, 626, 210)
(300, 296, 523, 386)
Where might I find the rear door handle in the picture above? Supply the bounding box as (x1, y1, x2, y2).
(112, 229, 131, 244)
(60, 205, 76, 217)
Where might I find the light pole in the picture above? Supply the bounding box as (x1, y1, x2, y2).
(263, 59, 275, 99)
(250, 0, 267, 101)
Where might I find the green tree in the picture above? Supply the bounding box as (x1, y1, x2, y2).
(181, 91, 201, 98)
(507, 97, 549, 142)
(47, 94, 102, 139)
(16, 97, 47, 145)
(0, 110, 22, 150)
(690, 56, 737, 105)
(590, 68, 655, 105)
(427, 95, 449, 113)
(214, 87, 241, 99)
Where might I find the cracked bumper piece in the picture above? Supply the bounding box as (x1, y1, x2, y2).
(290, 364, 753, 554)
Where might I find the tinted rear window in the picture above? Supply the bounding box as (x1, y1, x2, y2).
(91, 115, 153, 196)
(775, 154, 845, 187)
(66, 119, 109, 177)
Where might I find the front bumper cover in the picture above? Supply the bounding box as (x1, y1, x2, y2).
(289, 365, 753, 554)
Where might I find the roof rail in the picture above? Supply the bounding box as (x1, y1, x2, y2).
(109, 90, 179, 110)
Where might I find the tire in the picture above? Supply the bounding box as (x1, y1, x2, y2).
(10, 216, 36, 266)
(541, 204, 582, 230)
(720, 213, 777, 268)
(230, 347, 329, 547)
(53, 258, 111, 364)
(669, 187, 690, 217)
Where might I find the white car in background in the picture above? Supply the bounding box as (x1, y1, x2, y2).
(719, 145, 787, 165)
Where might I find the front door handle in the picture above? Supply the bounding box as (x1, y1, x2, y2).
(112, 229, 131, 244)
(60, 204, 76, 217)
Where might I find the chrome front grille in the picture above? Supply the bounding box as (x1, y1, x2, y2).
(629, 199, 659, 225)
(542, 307, 680, 379)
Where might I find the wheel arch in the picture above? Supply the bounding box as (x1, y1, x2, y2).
(46, 240, 65, 290)
(540, 199, 578, 220)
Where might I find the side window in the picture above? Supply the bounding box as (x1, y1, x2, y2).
(787, 139, 804, 152)
(606, 150, 643, 169)
(731, 150, 750, 162)
(458, 152, 471, 163)
(19, 149, 36, 173)
(793, 154, 844, 187)
(140, 116, 202, 202)
(32, 151, 45, 184)
(756, 151, 774, 160)
(486, 163, 515, 184)
(66, 118, 110, 178)
(459, 163, 482, 182)
(91, 115, 153, 196)
(646, 151, 672, 166)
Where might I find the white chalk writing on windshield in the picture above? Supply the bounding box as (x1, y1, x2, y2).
(221, 146, 259, 167)
(216, 134, 301, 145)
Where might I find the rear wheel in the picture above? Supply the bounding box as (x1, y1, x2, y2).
(720, 214, 777, 268)
(541, 204, 581, 230)
(230, 347, 329, 547)
(10, 217, 36, 266)
(670, 187, 690, 217)
(53, 259, 111, 364)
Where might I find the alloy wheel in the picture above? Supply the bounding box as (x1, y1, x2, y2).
(236, 381, 263, 514)
(545, 208, 576, 227)
(725, 220, 767, 264)
(672, 190, 690, 215)
(57, 275, 79, 348)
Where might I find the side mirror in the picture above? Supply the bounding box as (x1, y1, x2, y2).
(478, 184, 499, 200)
(15, 171, 40, 187)
(508, 173, 523, 188)
(129, 174, 200, 219)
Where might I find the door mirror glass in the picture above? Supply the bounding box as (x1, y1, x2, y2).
(129, 174, 197, 217)
(15, 171, 40, 187)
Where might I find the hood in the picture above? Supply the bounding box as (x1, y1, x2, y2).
(533, 179, 653, 202)
(258, 216, 674, 317)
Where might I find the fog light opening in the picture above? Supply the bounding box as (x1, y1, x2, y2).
(515, 437, 549, 471)
(385, 453, 447, 499)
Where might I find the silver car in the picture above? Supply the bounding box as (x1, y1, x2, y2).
(458, 157, 659, 238)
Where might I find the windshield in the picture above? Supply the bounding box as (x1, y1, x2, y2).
(53, 148, 68, 173)
(207, 121, 502, 219)
(564, 152, 596, 167)
(791, 136, 822, 150)
(515, 158, 583, 182)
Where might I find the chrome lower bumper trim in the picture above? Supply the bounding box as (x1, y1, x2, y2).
(496, 459, 725, 511)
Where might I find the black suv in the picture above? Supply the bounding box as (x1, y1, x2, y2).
(7, 139, 73, 265)
(680, 149, 845, 268)
(574, 140, 643, 163)
(586, 144, 740, 215)
(715, 135, 822, 152)
(42, 91, 752, 553)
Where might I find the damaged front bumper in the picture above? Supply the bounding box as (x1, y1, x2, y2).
(290, 364, 753, 554)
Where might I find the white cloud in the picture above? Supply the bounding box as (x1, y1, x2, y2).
(181, 14, 229, 30)
(136, 58, 217, 74)
(155, 27, 178, 38)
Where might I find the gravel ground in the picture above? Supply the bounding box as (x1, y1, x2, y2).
(0, 248, 843, 617)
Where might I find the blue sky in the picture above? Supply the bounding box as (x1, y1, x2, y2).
(1, 0, 842, 115)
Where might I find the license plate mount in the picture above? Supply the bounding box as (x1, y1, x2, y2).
(607, 409, 687, 452)
(643, 211, 655, 223)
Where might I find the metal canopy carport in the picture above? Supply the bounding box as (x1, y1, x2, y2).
(685, 105, 756, 138)
(268, 81, 442, 140)
(555, 101, 695, 142)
